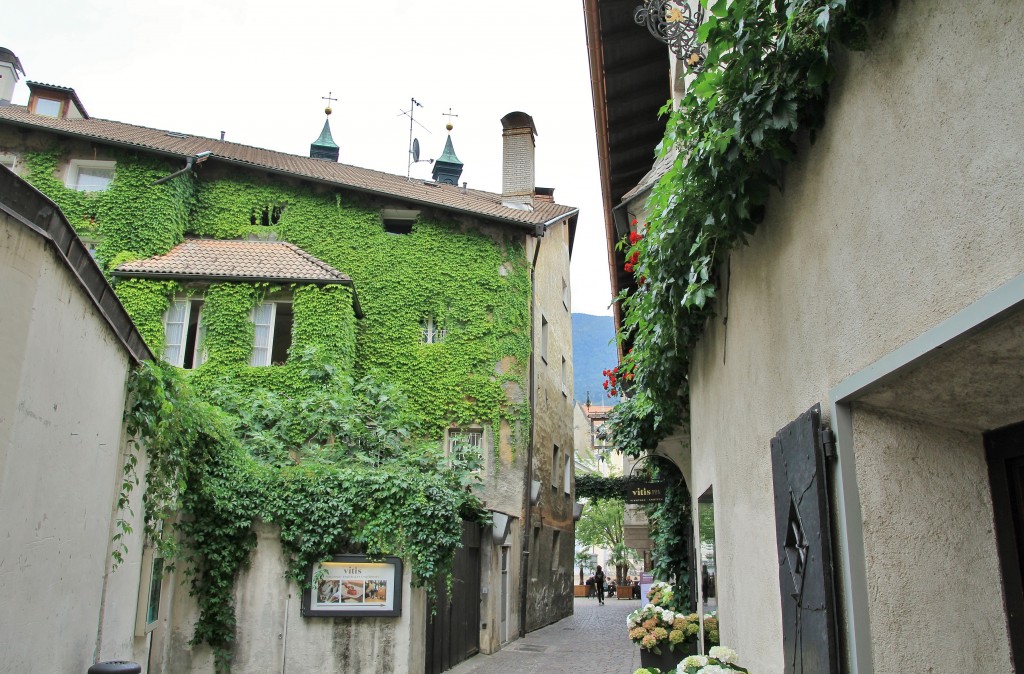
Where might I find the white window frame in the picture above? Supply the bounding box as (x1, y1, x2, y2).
(162, 298, 206, 368)
(250, 301, 277, 367)
(563, 454, 571, 495)
(66, 159, 116, 192)
(0, 153, 17, 172)
(446, 426, 486, 472)
(421, 316, 446, 344)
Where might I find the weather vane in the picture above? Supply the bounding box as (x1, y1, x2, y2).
(442, 107, 459, 132)
(322, 92, 337, 115)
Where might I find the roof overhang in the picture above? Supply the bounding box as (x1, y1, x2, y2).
(583, 0, 671, 337)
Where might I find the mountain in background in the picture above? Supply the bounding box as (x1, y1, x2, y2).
(572, 313, 620, 406)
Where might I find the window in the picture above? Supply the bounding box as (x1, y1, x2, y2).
(250, 301, 293, 366)
(551, 445, 560, 487)
(250, 204, 286, 227)
(163, 299, 206, 369)
(561, 356, 568, 396)
(0, 154, 16, 171)
(382, 208, 419, 235)
(448, 427, 484, 469)
(551, 530, 561, 570)
(66, 159, 115, 192)
(563, 454, 571, 495)
(33, 97, 62, 117)
(562, 278, 569, 311)
(540, 315, 549, 363)
(421, 316, 446, 344)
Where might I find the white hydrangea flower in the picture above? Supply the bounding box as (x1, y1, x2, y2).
(679, 655, 708, 670)
(708, 646, 739, 664)
(662, 610, 676, 624)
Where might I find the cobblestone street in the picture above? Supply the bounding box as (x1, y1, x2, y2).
(446, 597, 641, 674)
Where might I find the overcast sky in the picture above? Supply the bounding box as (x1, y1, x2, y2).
(4, 0, 615, 315)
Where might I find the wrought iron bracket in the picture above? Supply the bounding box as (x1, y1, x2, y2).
(634, 0, 706, 65)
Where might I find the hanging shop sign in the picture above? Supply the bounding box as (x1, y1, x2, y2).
(625, 481, 667, 504)
(301, 555, 403, 618)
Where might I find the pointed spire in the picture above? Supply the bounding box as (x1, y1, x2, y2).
(432, 134, 464, 185)
(310, 93, 340, 162)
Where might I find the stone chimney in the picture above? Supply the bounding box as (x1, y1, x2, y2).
(500, 111, 538, 207)
(0, 48, 25, 105)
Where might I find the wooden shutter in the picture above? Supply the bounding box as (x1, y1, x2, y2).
(770, 404, 839, 674)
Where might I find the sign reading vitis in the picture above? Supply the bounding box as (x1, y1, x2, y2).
(301, 555, 403, 617)
(625, 481, 666, 504)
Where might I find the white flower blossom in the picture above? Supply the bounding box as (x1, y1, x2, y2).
(697, 666, 733, 674)
(708, 646, 739, 664)
(679, 655, 708, 670)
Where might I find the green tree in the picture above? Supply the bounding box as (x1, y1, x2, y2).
(576, 498, 634, 583)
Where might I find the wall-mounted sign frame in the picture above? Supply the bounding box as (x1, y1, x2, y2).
(301, 555, 403, 618)
(625, 480, 667, 504)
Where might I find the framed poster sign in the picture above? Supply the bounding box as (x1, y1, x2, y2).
(301, 555, 403, 617)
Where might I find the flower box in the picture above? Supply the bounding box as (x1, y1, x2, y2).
(617, 585, 635, 600)
(639, 645, 687, 671)
(573, 585, 589, 598)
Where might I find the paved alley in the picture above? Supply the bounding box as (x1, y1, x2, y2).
(446, 597, 642, 674)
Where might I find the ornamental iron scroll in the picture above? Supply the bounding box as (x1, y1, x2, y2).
(634, 0, 707, 67)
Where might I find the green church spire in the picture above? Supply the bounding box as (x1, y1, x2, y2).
(310, 93, 340, 162)
(432, 134, 464, 185)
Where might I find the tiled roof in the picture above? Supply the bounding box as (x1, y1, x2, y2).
(114, 239, 350, 283)
(0, 105, 578, 228)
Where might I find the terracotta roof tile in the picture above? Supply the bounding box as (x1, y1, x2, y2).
(0, 106, 578, 228)
(113, 239, 351, 283)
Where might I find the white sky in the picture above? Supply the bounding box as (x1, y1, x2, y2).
(3, 0, 615, 315)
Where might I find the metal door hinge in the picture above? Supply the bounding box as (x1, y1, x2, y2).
(820, 427, 836, 460)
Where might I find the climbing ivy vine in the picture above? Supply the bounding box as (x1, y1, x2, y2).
(611, 0, 886, 454)
(21, 143, 532, 671)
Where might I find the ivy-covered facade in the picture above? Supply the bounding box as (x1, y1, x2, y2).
(0, 78, 579, 672)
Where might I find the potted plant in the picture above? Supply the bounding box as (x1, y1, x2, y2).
(626, 582, 700, 671)
(632, 645, 749, 673)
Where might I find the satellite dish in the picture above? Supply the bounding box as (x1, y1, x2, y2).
(412, 138, 421, 163)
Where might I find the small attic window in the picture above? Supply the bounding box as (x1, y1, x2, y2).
(251, 204, 285, 227)
(382, 208, 419, 235)
(33, 97, 62, 117)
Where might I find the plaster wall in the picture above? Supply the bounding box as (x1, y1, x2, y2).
(850, 406, 1010, 671)
(166, 523, 423, 673)
(685, 0, 1023, 671)
(0, 214, 146, 672)
(525, 221, 576, 630)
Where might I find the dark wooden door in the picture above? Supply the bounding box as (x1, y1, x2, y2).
(770, 404, 839, 674)
(985, 421, 1024, 672)
(425, 522, 481, 674)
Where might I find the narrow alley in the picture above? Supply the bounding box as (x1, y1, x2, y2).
(446, 597, 641, 674)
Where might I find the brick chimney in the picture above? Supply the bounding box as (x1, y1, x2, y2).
(500, 111, 538, 207)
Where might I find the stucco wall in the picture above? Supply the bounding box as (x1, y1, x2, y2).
(0, 212, 146, 672)
(685, 0, 1023, 671)
(525, 220, 577, 631)
(166, 523, 423, 673)
(851, 405, 1010, 671)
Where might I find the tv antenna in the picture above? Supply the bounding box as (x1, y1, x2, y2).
(398, 97, 433, 179)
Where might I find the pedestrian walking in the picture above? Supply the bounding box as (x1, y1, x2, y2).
(594, 564, 606, 605)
